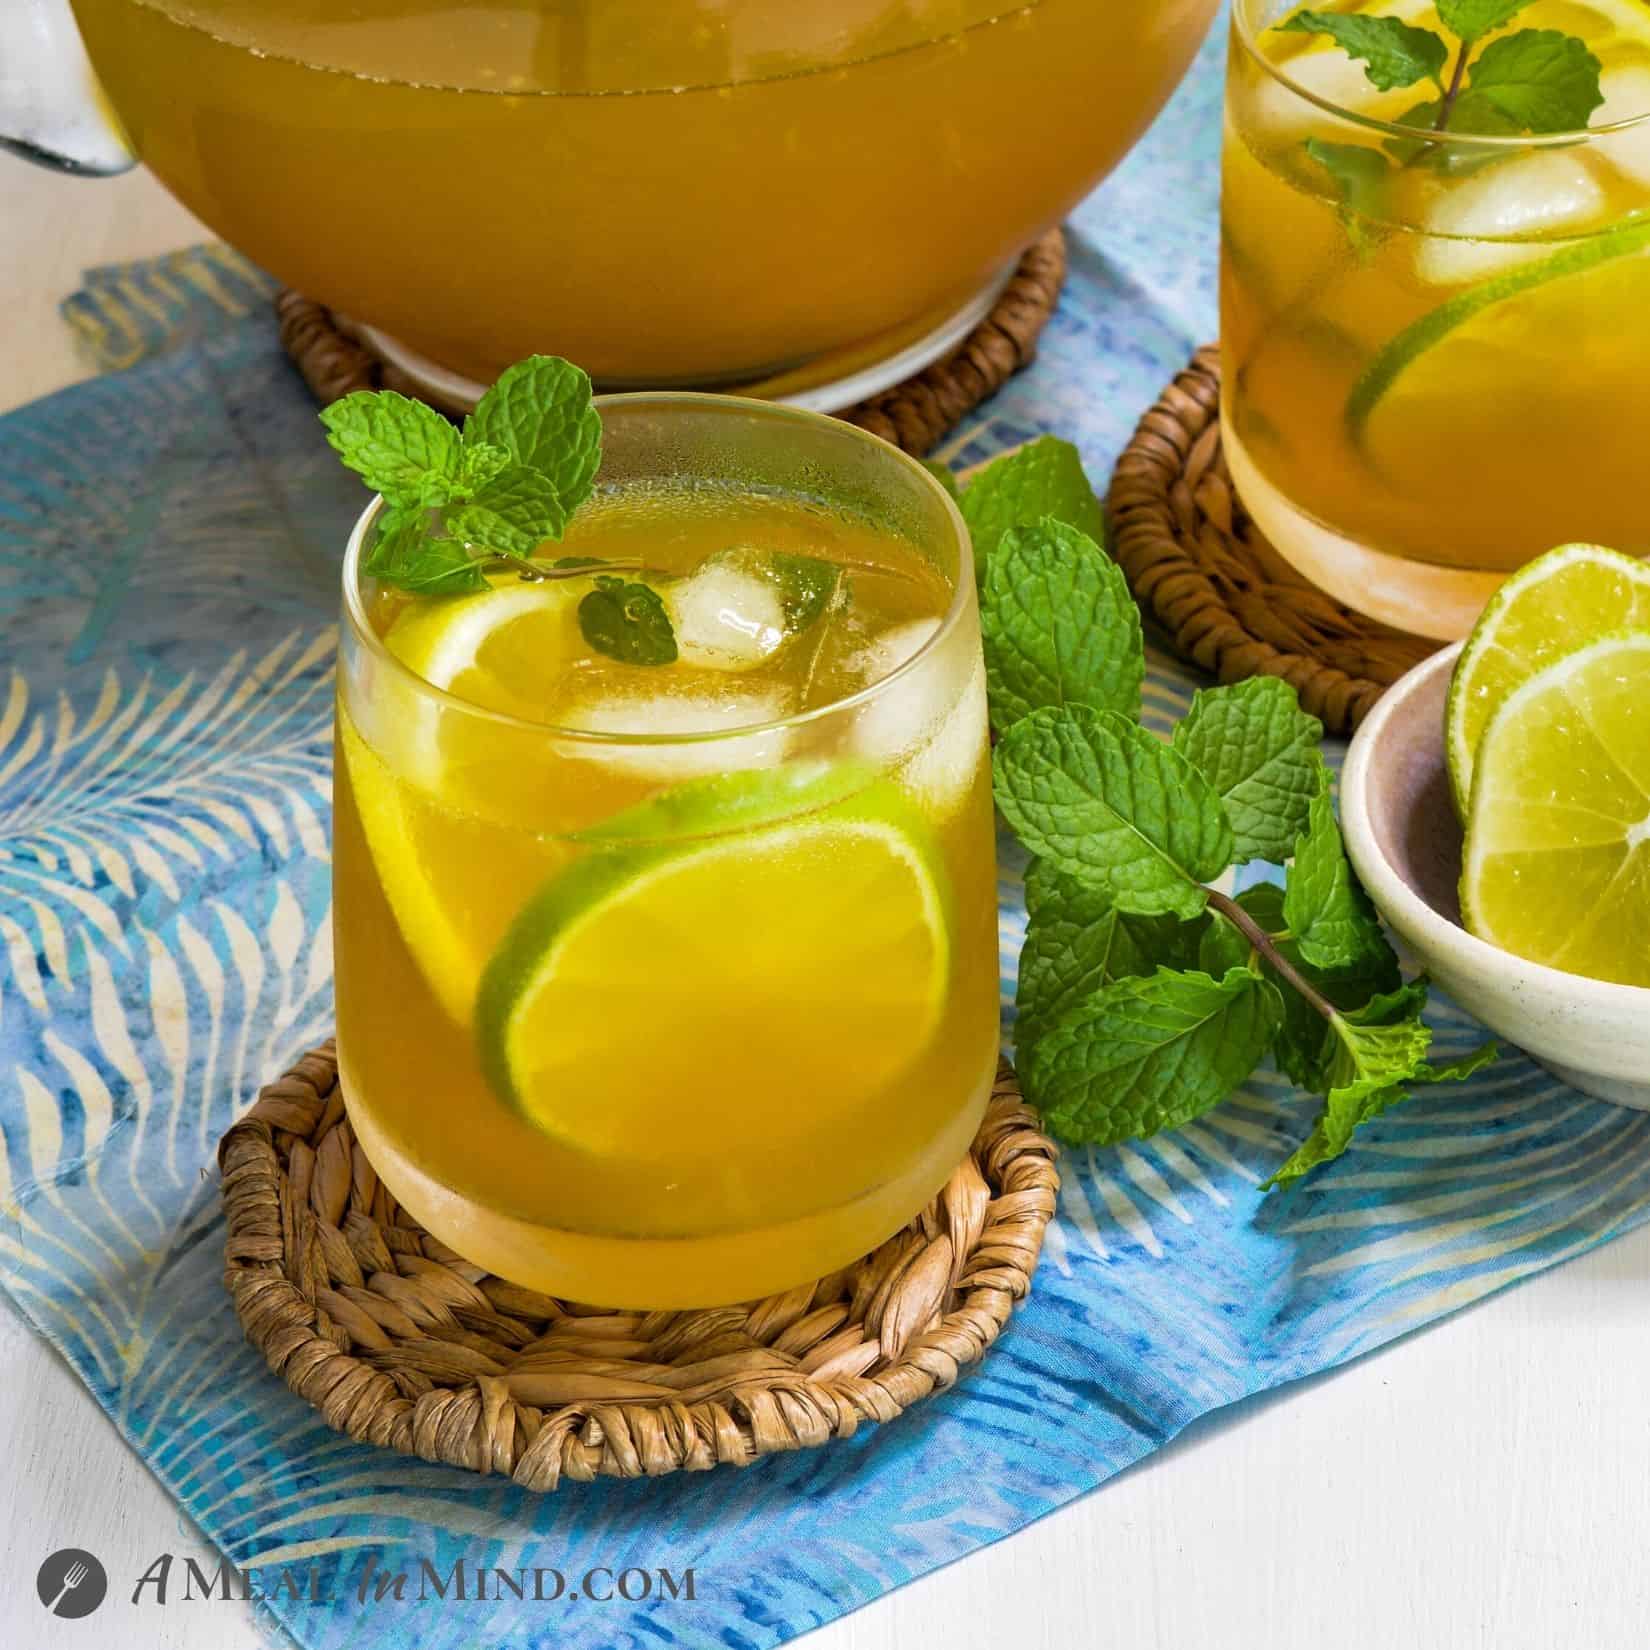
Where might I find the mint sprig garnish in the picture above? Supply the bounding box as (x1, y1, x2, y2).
(322, 355, 679, 665)
(1280, 3, 1604, 228)
(955, 438, 1497, 1184)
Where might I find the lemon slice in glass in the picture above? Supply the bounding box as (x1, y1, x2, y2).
(474, 769, 950, 1157)
(1446, 544, 1650, 814)
(1461, 629, 1650, 988)
(339, 579, 590, 1021)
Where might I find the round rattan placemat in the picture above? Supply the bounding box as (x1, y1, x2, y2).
(1109, 346, 1437, 735)
(276, 229, 1066, 456)
(219, 1048, 1058, 1489)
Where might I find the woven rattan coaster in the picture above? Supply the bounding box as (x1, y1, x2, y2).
(276, 229, 1065, 456)
(1110, 346, 1437, 735)
(219, 1047, 1057, 1489)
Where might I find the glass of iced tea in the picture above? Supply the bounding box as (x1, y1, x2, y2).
(1222, 0, 1650, 638)
(333, 395, 1000, 1308)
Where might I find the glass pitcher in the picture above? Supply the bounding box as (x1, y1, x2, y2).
(6, 1, 1219, 389)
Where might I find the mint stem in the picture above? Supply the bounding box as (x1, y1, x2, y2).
(1432, 40, 1471, 132)
(1206, 889, 1338, 1024)
(469, 545, 646, 583)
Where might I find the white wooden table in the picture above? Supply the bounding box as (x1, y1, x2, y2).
(3, 158, 1648, 1650)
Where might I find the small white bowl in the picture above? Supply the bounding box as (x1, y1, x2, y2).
(1340, 643, 1650, 1110)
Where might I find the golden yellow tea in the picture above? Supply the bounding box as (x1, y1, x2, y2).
(71, 0, 1217, 384)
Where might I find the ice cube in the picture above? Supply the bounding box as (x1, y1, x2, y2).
(1243, 39, 1409, 142)
(847, 620, 987, 813)
(665, 546, 844, 672)
(1415, 152, 1608, 285)
(1593, 66, 1650, 188)
(556, 677, 792, 780)
(664, 562, 787, 673)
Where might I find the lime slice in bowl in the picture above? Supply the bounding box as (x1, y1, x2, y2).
(1446, 543, 1650, 814)
(1461, 629, 1650, 988)
(474, 767, 951, 1157)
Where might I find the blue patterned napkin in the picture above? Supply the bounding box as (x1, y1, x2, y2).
(5, 22, 1650, 1650)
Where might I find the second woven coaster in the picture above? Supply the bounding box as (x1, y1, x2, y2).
(1110, 346, 1436, 735)
(277, 230, 1066, 458)
(220, 1050, 1058, 1490)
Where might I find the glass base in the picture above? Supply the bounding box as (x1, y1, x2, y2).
(1222, 413, 1504, 642)
(339, 1039, 995, 1310)
(345, 262, 1018, 418)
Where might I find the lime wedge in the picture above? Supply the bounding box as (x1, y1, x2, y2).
(1447, 543, 1650, 813)
(1461, 629, 1650, 988)
(474, 770, 950, 1156)
(1347, 219, 1650, 446)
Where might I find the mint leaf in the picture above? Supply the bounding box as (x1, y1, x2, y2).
(1016, 861, 1197, 1049)
(981, 519, 1144, 733)
(1234, 880, 1287, 933)
(578, 576, 677, 666)
(376, 532, 489, 596)
(1283, 771, 1389, 970)
(320, 391, 463, 505)
(460, 439, 511, 495)
(1277, 10, 1449, 92)
(1023, 966, 1279, 1146)
(994, 705, 1234, 920)
(1305, 138, 1391, 215)
(1224, 880, 1402, 1087)
(361, 502, 421, 579)
(1303, 138, 1394, 258)
(768, 552, 841, 630)
(959, 436, 1106, 575)
(1199, 912, 1253, 978)
(465, 356, 602, 527)
(1171, 678, 1323, 864)
(1269, 940, 1403, 1090)
(448, 465, 569, 557)
(1457, 29, 1603, 133)
(1437, 0, 1536, 44)
(1268, 991, 1499, 1188)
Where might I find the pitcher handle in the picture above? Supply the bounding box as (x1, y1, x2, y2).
(0, 0, 134, 175)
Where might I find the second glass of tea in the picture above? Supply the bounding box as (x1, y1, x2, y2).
(1223, 0, 1650, 638)
(334, 397, 1000, 1309)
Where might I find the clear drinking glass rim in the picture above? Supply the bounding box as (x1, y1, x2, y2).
(339, 389, 977, 747)
(1234, 1, 1650, 146)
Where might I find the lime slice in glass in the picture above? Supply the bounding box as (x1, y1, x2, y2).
(1461, 629, 1650, 988)
(475, 769, 951, 1156)
(1447, 543, 1650, 814)
(1347, 219, 1650, 450)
